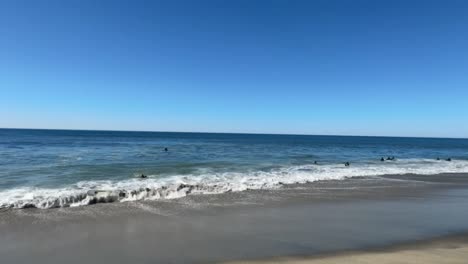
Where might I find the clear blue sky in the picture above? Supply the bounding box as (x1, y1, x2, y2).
(1, 0, 467, 137)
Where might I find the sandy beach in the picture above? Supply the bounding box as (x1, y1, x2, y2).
(1, 173, 468, 264)
(224, 233, 468, 264)
(225, 174, 468, 264)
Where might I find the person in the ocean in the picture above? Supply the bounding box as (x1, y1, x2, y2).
(380, 157, 385, 162)
(446, 158, 452, 161)
(314, 161, 317, 164)
(140, 174, 147, 179)
(164, 147, 168, 152)
(437, 157, 440, 160)
(344, 162, 350, 167)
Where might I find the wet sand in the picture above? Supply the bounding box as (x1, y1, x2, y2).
(1, 173, 468, 264)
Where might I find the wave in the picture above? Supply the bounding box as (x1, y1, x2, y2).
(1, 159, 468, 209)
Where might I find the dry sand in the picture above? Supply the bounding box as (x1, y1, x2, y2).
(224, 233, 468, 264)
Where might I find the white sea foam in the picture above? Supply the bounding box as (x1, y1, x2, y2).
(1, 159, 468, 209)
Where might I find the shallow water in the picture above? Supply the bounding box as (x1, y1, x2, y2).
(1, 129, 468, 208)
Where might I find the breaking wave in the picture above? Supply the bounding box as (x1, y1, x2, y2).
(1, 159, 468, 209)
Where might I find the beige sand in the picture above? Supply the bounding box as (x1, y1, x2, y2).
(224, 235, 468, 264)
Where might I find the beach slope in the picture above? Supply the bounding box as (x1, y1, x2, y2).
(224, 234, 468, 264)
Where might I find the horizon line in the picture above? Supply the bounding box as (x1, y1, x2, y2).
(1, 127, 467, 140)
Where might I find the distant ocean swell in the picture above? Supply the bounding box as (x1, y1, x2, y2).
(1, 159, 468, 209)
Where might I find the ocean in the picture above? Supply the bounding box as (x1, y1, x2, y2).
(1, 128, 468, 209)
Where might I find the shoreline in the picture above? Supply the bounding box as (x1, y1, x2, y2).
(223, 232, 468, 264)
(1, 173, 468, 263)
(2, 170, 468, 210)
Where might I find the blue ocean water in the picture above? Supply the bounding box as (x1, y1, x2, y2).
(1, 129, 468, 209)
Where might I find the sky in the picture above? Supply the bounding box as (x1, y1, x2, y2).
(1, 0, 467, 138)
